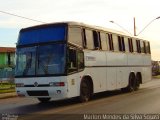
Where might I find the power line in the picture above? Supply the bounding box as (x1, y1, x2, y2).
(0, 10, 47, 24)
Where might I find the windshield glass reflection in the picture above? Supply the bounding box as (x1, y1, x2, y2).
(15, 47, 36, 76)
(15, 44, 66, 77)
(37, 44, 65, 75)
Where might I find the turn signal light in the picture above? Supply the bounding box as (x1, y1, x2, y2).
(16, 83, 24, 87)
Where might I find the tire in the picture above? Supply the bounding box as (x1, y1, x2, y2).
(38, 98, 51, 103)
(121, 73, 136, 92)
(135, 79, 140, 91)
(135, 74, 141, 91)
(80, 80, 91, 102)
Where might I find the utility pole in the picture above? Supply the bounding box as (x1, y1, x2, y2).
(134, 17, 136, 36)
(110, 16, 160, 36)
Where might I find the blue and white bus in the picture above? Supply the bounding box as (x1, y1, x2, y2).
(15, 22, 151, 102)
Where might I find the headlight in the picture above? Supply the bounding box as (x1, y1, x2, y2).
(49, 82, 65, 87)
(49, 82, 54, 86)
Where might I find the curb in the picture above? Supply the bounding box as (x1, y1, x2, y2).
(0, 92, 17, 99)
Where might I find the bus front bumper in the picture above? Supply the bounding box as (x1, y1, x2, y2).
(16, 86, 68, 100)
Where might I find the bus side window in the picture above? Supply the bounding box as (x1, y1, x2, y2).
(118, 36, 121, 51)
(118, 36, 125, 52)
(112, 34, 118, 51)
(100, 32, 108, 50)
(67, 47, 77, 73)
(143, 41, 147, 53)
(128, 38, 133, 52)
(140, 40, 145, 53)
(93, 31, 101, 50)
(124, 37, 129, 52)
(77, 50, 84, 70)
(85, 29, 94, 49)
(146, 41, 151, 54)
(132, 38, 137, 53)
(98, 32, 102, 50)
(148, 42, 151, 54)
(82, 28, 87, 48)
(136, 40, 141, 53)
(108, 33, 114, 51)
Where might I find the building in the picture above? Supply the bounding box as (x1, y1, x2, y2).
(0, 47, 15, 80)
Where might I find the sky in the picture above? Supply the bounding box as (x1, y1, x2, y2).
(0, 0, 160, 60)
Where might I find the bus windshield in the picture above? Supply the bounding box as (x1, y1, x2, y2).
(15, 44, 66, 77)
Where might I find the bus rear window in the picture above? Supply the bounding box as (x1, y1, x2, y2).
(18, 25, 66, 45)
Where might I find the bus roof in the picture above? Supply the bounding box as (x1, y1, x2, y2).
(20, 21, 148, 41)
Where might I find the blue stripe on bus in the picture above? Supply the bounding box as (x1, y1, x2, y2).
(18, 26, 66, 45)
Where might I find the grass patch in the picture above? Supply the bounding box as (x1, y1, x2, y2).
(0, 82, 15, 94)
(0, 88, 15, 94)
(0, 83, 15, 89)
(153, 75, 160, 79)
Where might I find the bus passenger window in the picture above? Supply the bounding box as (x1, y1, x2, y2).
(132, 39, 137, 53)
(67, 47, 77, 73)
(143, 41, 147, 53)
(146, 42, 151, 54)
(112, 34, 118, 51)
(78, 50, 84, 70)
(136, 40, 141, 53)
(140, 40, 145, 53)
(93, 31, 101, 50)
(128, 38, 133, 52)
(108, 34, 114, 51)
(118, 36, 125, 52)
(85, 29, 94, 49)
(148, 42, 151, 54)
(82, 29, 87, 48)
(124, 37, 129, 52)
(121, 37, 125, 51)
(118, 36, 121, 51)
(98, 32, 102, 49)
(100, 32, 108, 50)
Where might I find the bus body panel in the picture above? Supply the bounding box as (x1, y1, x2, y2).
(106, 52, 128, 66)
(106, 67, 117, 90)
(143, 55, 152, 83)
(106, 52, 128, 90)
(143, 55, 151, 65)
(66, 73, 82, 98)
(128, 54, 144, 65)
(142, 67, 152, 83)
(84, 50, 107, 93)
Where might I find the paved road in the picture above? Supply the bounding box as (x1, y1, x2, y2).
(1, 78, 160, 120)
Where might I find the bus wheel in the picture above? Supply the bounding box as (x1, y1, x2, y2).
(128, 73, 136, 92)
(135, 74, 141, 91)
(122, 73, 136, 92)
(38, 98, 51, 103)
(135, 79, 140, 91)
(80, 80, 91, 102)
